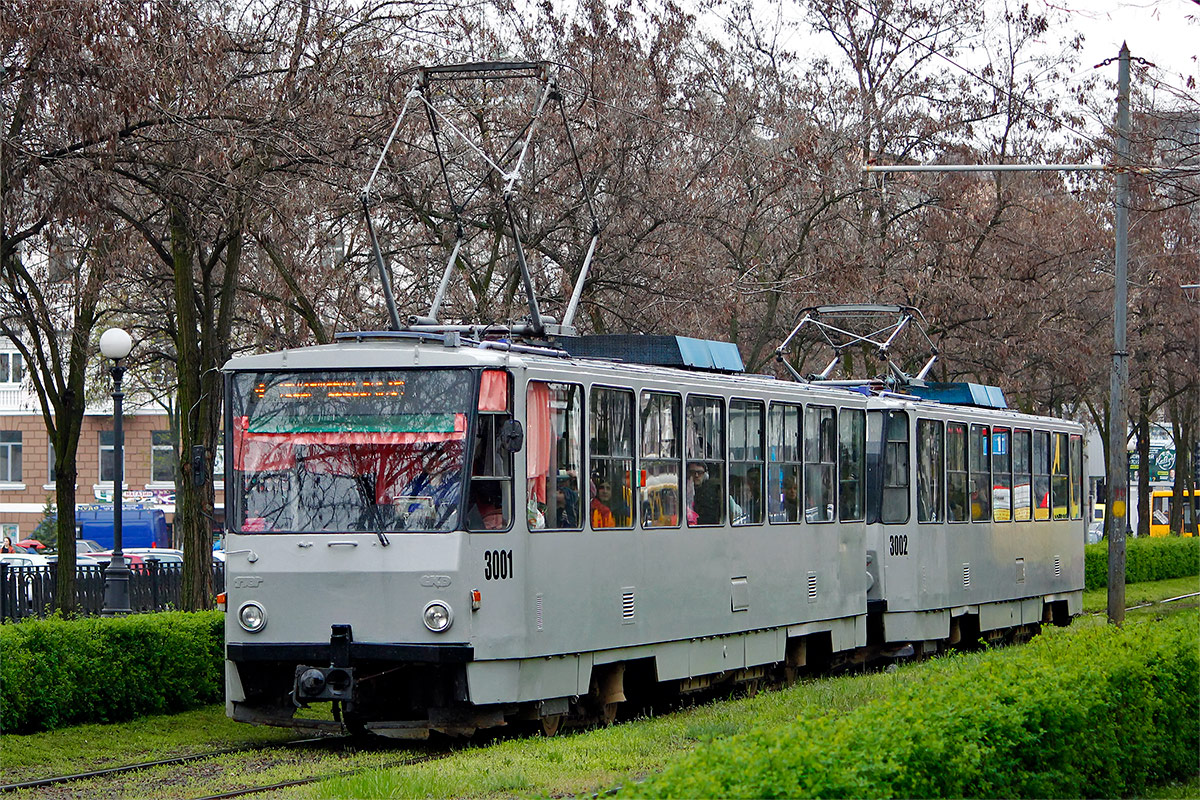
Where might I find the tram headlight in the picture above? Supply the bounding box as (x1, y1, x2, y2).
(237, 601, 267, 633)
(422, 600, 453, 632)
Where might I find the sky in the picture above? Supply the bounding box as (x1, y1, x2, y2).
(1058, 0, 1198, 84)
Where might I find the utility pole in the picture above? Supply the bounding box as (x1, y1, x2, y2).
(863, 44, 1179, 625)
(1106, 43, 1131, 625)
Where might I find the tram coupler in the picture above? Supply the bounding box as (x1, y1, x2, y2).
(292, 624, 357, 708)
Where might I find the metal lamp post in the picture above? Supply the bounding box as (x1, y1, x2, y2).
(100, 327, 133, 616)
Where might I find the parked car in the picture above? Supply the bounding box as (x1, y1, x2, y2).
(76, 539, 106, 555)
(44, 553, 104, 566)
(125, 548, 184, 565)
(16, 539, 47, 551)
(90, 552, 146, 569)
(0, 552, 51, 607)
(0, 552, 51, 568)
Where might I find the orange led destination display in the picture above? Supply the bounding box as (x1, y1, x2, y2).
(255, 379, 407, 401)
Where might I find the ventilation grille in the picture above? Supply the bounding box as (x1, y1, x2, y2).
(621, 589, 636, 623)
(963, 563, 971, 589)
(536, 593, 544, 632)
(807, 571, 818, 603)
(1054, 556, 1062, 578)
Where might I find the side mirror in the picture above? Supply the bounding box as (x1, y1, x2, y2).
(499, 419, 524, 453)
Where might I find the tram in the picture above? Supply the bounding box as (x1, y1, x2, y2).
(220, 321, 1085, 737)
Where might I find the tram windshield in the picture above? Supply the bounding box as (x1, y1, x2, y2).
(229, 369, 473, 534)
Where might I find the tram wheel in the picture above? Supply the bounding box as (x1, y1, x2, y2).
(540, 713, 564, 737)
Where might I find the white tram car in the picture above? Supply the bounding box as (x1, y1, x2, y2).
(222, 331, 1085, 737)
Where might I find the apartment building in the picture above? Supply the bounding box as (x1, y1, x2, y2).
(0, 338, 224, 544)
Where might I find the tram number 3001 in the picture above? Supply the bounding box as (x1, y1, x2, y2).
(484, 549, 514, 581)
(889, 534, 909, 557)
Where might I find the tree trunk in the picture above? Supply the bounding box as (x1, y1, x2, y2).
(171, 205, 212, 610)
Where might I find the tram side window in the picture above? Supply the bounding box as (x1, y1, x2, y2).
(526, 381, 583, 531)
(1070, 434, 1083, 520)
(970, 425, 991, 521)
(992, 427, 1012, 522)
(1051, 432, 1070, 520)
(882, 411, 909, 524)
(468, 370, 514, 532)
(916, 419, 943, 523)
(947, 422, 969, 522)
(1033, 431, 1051, 520)
(729, 400, 764, 526)
(839, 409, 865, 521)
(804, 406, 836, 523)
(767, 403, 802, 524)
(590, 387, 634, 529)
(685, 395, 725, 527)
(640, 392, 682, 529)
(1012, 429, 1032, 521)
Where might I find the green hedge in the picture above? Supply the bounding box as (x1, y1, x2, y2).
(0, 611, 224, 734)
(1085, 536, 1200, 590)
(631, 611, 1199, 799)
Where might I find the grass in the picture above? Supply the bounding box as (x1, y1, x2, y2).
(2, 576, 1195, 797)
(0, 706, 298, 782)
(1082, 574, 1199, 614)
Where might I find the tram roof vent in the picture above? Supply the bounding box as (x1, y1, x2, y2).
(559, 335, 745, 373)
(906, 382, 1008, 409)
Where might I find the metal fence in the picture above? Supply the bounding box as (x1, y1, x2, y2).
(0, 562, 226, 621)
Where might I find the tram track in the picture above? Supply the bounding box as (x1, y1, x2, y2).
(188, 749, 459, 800)
(0, 736, 338, 795)
(1, 734, 463, 800)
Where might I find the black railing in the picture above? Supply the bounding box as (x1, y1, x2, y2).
(0, 562, 226, 621)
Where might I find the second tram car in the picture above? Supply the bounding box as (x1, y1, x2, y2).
(221, 330, 1085, 737)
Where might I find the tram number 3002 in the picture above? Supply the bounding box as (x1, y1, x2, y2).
(889, 534, 909, 557)
(484, 549, 514, 581)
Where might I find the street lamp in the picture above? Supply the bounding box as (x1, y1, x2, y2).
(100, 327, 133, 616)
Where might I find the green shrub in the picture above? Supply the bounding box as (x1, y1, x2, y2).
(0, 611, 224, 733)
(631, 612, 1199, 799)
(1085, 536, 1200, 590)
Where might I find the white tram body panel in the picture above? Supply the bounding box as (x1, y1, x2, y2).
(221, 333, 1084, 735)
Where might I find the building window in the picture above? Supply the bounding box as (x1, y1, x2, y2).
(151, 431, 175, 483)
(0, 352, 22, 383)
(589, 387, 634, 529)
(639, 392, 682, 529)
(0, 431, 21, 482)
(48, 439, 56, 483)
(99, 429, 125, 484)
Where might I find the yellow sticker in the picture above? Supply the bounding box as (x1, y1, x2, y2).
(1111, 500, 1127, 519)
